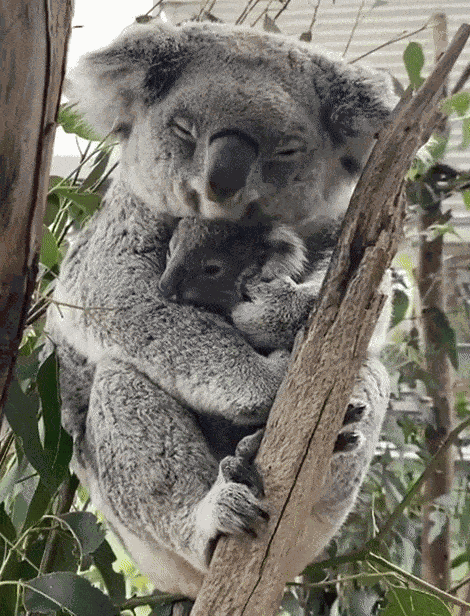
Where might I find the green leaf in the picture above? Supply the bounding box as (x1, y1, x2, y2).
(37, 351, 61, 454)
(92, 539, 126, 604)
(3, 381, 53, 486)
(81, 149, 112, 191)
(0, 555, 21, 616)
(427, 307, 459, 370)
(39, 226, 60, 269)
(52, 187, 102, 215)
(455, 391, 469, 418)
(382, 587, 451, 616)
(23, 572, 117, 616)
(58, 104, 101, 141)
(0, 503, 17, 544)
(58, 512, 106, 556)
(460, 116, 470, 149)
(22, 480, 53, 531)
(462, 190, 470, 210)
(403, 42, 425, 89)
(391, 288, 409, 328)
(44, 193, 60, 226)
(441, 91, 470, 117)
(36, 351, 72, 490)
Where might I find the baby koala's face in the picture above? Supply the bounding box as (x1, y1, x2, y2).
(158, 217, 272, 314)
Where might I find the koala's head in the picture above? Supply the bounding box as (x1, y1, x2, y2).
(158, 216, 306, 313)
(68, 20, 398, 226)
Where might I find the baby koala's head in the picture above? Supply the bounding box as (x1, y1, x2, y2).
(158, 216, 306, 314)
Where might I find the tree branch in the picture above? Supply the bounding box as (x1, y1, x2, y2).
(0, 0, 73, 422)
(191, 23, 470, 616)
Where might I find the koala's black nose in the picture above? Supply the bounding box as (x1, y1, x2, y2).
(206, 131, 258, 204)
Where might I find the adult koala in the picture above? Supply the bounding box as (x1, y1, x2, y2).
(49, 20, 397, 598)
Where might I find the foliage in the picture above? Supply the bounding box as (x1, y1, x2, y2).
(2, 7, 470, 616)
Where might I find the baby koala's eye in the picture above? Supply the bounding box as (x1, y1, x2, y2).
(203, 259, 224, 277)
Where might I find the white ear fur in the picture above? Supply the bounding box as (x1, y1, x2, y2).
(65, 22, 184, 136)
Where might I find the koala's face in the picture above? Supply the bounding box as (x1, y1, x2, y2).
(158, 217, 271, 313)
(69, 22, 397, 227)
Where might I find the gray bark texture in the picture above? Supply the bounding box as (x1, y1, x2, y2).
(0, 0, 73, 419)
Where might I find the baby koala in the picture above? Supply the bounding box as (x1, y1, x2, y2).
(158, 216, 318, 351)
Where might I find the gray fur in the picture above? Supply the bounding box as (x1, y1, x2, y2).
(50, 20, 395, 598)
(158, 216, 307, 317)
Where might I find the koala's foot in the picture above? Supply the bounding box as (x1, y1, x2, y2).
(194, 431, 269, 565)
(333, 403, 367, 453)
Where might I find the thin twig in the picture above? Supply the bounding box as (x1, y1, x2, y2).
(452, 62, 470, 95)
(305, 0, 322, 36)
(119, 592, 187, 611)
(273, 0, 294, 22)
(451, 571, 470, 595)
(342, 0, 366, 59)
(350, 23, 430, 64)
(368, 553, 470, 612)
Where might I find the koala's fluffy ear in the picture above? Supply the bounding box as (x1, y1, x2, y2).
(309, 53, 399, 143)
(65, 22, 191, 137)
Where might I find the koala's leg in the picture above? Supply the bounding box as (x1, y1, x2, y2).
(288, 357, 390, 577)
(73, 358, 268, 597)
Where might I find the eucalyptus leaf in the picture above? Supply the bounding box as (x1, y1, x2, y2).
(52, 187, 102, 215)
(3, 381, 57, 489)
(24, 572, 117, 616)
(80, 149, 112, 191)
(58, 511, 106, 556)
(91, 539, 126, 604)
(462, 189, 470, 209)
(382, 587, 451, 616)
(403, 42, 425, 89)
(391, 288, 409, 328)
(40, 226, 60, 270)
(58, 104, 101, 141)
(427, 307, 459, 369)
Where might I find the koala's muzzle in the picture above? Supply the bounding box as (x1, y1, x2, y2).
(206, 131, 258, 204)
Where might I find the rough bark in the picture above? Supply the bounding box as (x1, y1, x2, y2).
(420, 13, 454, 592)
(191, 24, 470, 616)
(0, 0, 73, 422)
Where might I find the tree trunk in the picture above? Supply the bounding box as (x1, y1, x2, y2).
(190, 24, 470, 616)
(0, 0, 73, 422)
(420, 13, 454, 592)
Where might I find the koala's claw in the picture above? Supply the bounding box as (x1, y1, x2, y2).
(235, 428, 264, 463)
(212, 482, 269, 536)
(343, 403, 367, 425)
(220, 450, 264, 499)
(333, 430, 362, 453)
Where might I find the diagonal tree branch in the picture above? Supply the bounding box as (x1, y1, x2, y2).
(191, 23, 470, 616)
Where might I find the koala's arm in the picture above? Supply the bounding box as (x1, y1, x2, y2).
(232, 251, 330, 351)
(49, 205, 287, 425)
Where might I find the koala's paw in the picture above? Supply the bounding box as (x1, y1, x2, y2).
(232, 277, 315, 351)
(332, 403, 369, 455)
(194, 437, 269, 565)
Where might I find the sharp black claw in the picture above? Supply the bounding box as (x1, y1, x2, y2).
(343, 403, 366, 425)
(334, 431, 361, 453)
